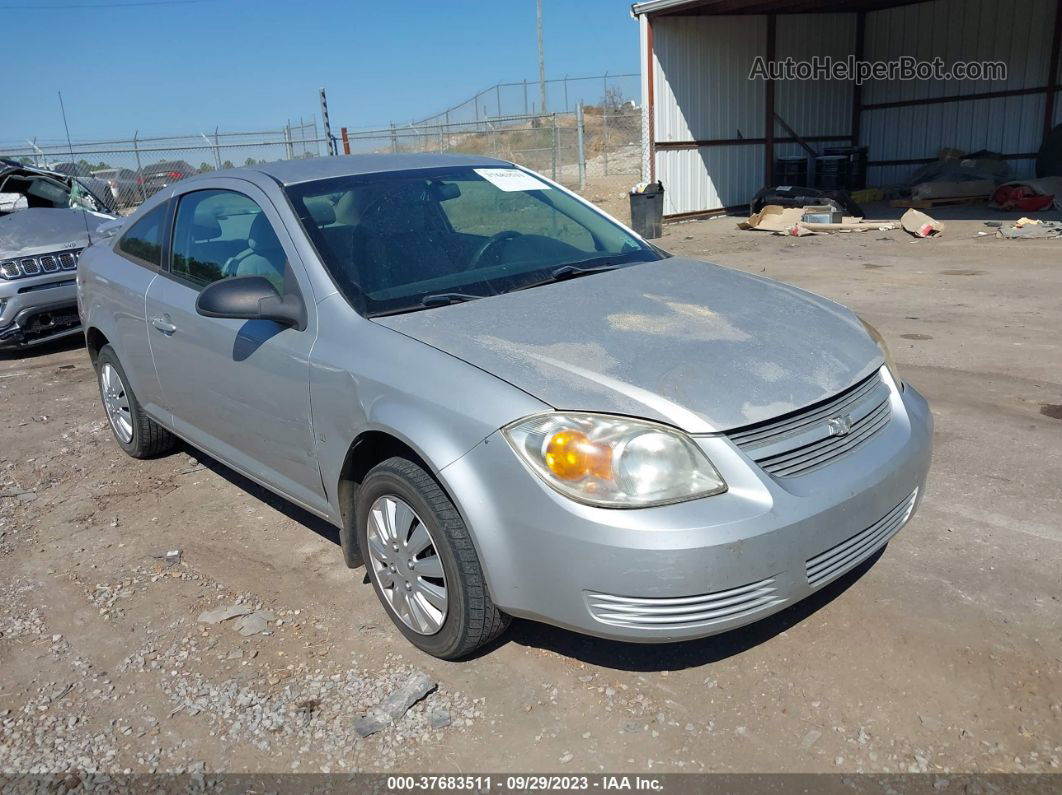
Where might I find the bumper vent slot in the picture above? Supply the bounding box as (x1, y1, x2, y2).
(586, 577, 782, 631)
(806, 489, 917, 589)
(728, 371, 892, 478)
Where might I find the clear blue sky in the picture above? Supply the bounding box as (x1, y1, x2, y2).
(5, 0, 639, 144)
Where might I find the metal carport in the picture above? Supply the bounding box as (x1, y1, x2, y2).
(632, 0, 1062, 218)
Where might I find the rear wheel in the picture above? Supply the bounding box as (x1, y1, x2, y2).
(95, 344, 175, 458)
(356, 457, 509, 659)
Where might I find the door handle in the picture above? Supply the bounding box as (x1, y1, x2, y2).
(150, 316, 177, 335)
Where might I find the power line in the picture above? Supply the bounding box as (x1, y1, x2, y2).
(0, 0, 214, 9)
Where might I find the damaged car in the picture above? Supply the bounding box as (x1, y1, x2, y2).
(78, 154, 932, 659)
(0, 160, 116, 349)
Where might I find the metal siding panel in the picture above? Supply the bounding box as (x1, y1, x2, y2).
(865, 92, 1046, 184)
(652, 15, 766, 143)
(775, 13, 857, 138)
(658, 145, 763, 215)
(863, 0, 1054, 104)
(859, 0, 1054, 185)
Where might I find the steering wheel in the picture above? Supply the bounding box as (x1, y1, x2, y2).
(466, 230, 522, 271)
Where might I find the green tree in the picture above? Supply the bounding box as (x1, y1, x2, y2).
(244, 157, 257, 166)
(221, 160, 234, 169)
(198, 163, 214, 173)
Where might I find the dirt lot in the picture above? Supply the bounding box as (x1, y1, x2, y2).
(1, 197, 1060, 776)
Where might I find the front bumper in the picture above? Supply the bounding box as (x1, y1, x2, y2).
(0, 279, 80, 349)
(440, 371, 933, 642)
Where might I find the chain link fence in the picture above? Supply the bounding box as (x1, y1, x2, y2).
(341, 105, 642, 200)
(3, 96, 642, 219)
(1, 121, 324, 211)
(404, 73, 639, 128)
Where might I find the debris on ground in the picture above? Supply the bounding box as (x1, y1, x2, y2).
(197, 604, 254, 624)
(430, 708, 452, 729)
(996, 219, 1062, 239)
(739, 204, 895, 237)
(900, 208, 944, 238)
(234, 610, 274, 636)
(353, 670, 438, 737)
(990, 177, 1062, 212)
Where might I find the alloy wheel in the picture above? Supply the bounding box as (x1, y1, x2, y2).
(365, 495, 448, 635)
(100, 363, 133, 444)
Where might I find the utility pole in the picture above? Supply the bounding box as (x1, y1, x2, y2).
(319, 87, 335, 156)
(537, 0, 547, 115)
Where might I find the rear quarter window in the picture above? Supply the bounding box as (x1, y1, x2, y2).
(116, 204, 166, 268)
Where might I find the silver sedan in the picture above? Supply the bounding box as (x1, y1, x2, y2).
(76, 154, 932, 658)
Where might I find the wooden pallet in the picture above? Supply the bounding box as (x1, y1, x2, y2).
(891, 195, 989, 209)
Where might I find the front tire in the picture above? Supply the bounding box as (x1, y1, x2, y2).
(356, 457, 509, 659)
(95, 344, 175, 459)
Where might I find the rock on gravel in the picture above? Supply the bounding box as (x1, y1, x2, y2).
(430, 708, 451, 729)
(354, 671, 437, 737)
(234, 610, 274, 636)
(197, 604, 253, 624)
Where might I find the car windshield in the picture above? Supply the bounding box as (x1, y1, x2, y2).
(285, 166, 661, 316)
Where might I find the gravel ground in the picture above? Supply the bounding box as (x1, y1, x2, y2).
(0, 195, 1060, 775)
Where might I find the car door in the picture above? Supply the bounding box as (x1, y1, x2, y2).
(144, 179, 327, 515)
(100, 201, 170, 420)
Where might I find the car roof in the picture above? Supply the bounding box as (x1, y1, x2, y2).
(243, 153, 515, 186)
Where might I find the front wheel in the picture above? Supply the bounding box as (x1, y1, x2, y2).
(356, 457, 509, 659)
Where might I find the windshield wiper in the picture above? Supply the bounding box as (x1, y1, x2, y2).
(420, 292, 487, 307)
(515, 262, 619, 292)
(368, 292, 488, 318)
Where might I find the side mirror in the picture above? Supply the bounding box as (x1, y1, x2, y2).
(196, 276, 307, 331)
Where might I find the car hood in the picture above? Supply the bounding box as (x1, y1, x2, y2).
(373, 257, 883, 433)
(0, 208, 114, 257)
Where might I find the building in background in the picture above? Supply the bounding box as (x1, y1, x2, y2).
(632, 0, 1062, 218)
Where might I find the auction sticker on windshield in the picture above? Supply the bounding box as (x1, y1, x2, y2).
(474, 168, 551, 192)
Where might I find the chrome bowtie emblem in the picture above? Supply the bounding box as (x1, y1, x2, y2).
(826, 415, 853, 437)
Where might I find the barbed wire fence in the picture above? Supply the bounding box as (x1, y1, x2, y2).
(1, 74, 642, 214)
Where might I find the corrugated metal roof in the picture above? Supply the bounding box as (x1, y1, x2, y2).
(633, 0, 932, 17)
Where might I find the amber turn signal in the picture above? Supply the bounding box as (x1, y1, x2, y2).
(544, 429, 613, 481)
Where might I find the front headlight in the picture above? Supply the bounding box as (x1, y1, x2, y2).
(502, 412, 726, 508)
(860, 318, 902, 386)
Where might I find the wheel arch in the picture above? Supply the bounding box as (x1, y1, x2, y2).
(336, 427, 453, 569)
(85, 326, 110, 367)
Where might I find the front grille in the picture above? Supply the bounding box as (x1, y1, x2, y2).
(0, 251, 80, 279)
(806, 489, 917, 589)
(586, 577, 782, 631)
(728, 371, 892, 478)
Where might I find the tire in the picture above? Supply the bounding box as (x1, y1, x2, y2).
(95, 344, 176, 459)
(356, 457, 509, 659)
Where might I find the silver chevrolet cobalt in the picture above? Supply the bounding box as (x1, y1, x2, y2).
(77, 154, 932, 658)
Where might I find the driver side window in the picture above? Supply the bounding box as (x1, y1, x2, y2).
(440, 180, 595, 251)
(170, 189, 287, 293)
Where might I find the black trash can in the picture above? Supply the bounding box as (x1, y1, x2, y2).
(629, 181, 664, 239)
